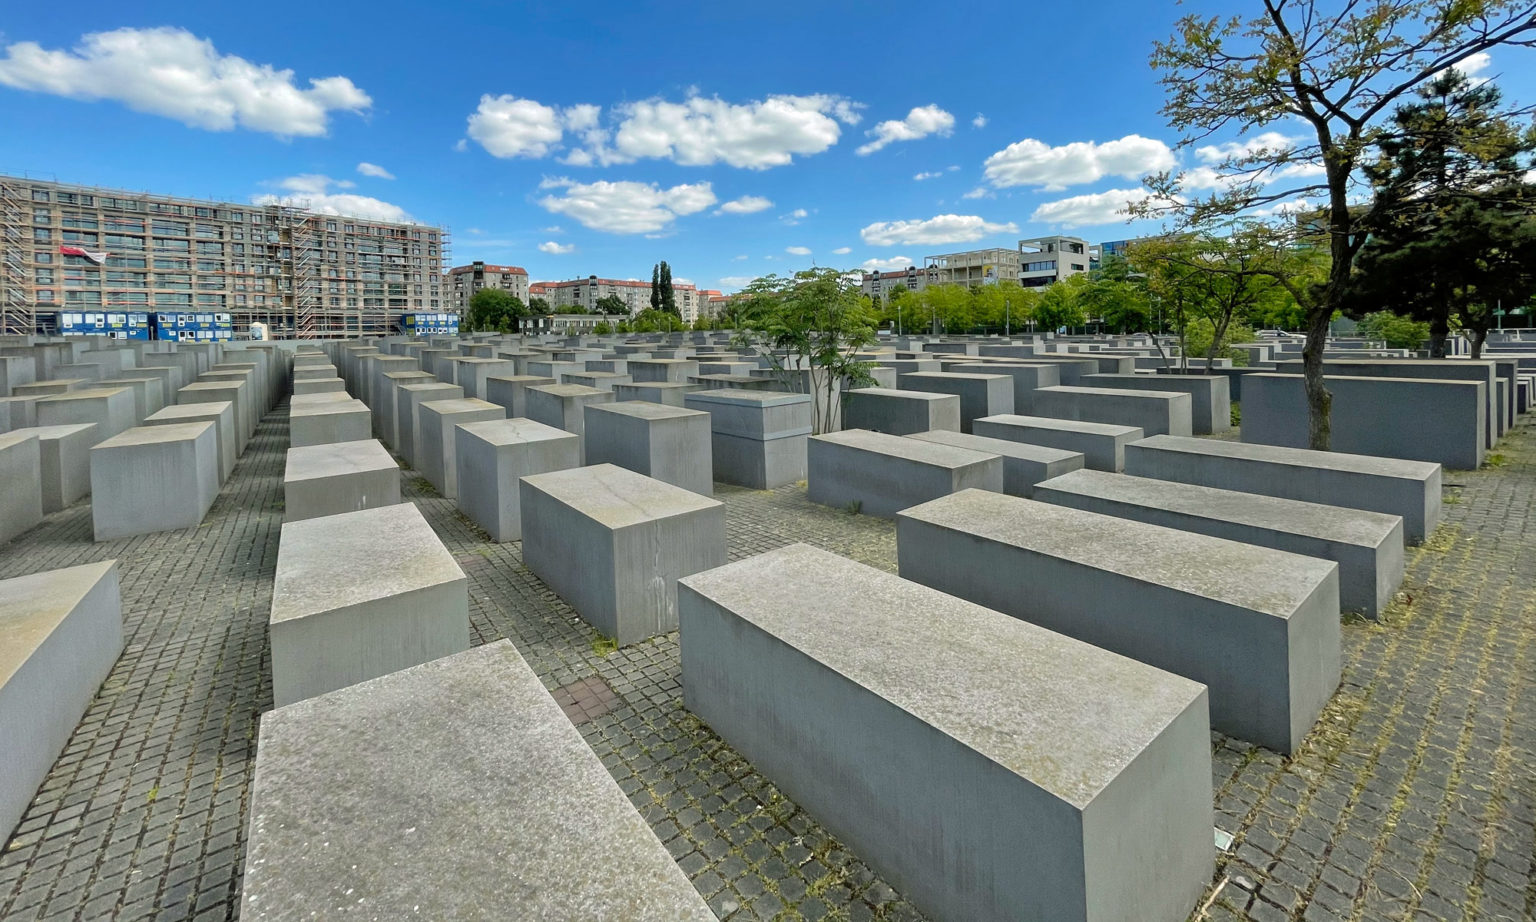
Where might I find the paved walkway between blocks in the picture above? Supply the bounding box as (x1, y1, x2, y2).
(0, 401, 1531, 922)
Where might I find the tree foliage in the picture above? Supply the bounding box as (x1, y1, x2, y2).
(594, 293, 628, 315)
(527, 296, 551, 315)
(464, 288, 527, 334)
(1357, 310, 1433, 348)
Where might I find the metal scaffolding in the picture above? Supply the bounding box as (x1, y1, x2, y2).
(0, 178, 32, 337)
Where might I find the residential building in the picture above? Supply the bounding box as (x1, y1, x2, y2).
(1017, 235, 1093, 288)
(446, 262, 528, 312)
(0, 175, 448, 338)
(924, 247, 1024, 289)
(530, 275, 700, 321)
(860, 264, 940, 300)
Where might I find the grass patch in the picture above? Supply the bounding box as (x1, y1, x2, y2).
(590, 634, 618, 657)
(843, 500, 862, 515)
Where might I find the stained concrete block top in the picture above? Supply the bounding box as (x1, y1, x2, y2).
(244, 640, 715, 920)
(531, 383, 608, 399)
(1040, 384, 1190, 401)
(0, 560, 118, 688)
(283, 440, 397, 484)
(681, 387, 811, 408)
(899, 371, 1011, 383)
(456, 417, 575, 447)
(419, 397, 502, 416)
(520, 463, 722, 530)
(901, 489, 1338, 619)
(977, 414, 1141, 438)
(289, 399, 367, 418)
(586, 401, 708, 422)
(0, 430, 39, 453)
(38, 386, 132, 403)
(1038, 469, 1403, 546)
(847, 387, 956, 403)
(908, 429, 1081, 465)
(271, 503, 464, 627)
(1133, 434, 1442, 479)
(15, 423, 95, 442)
(91, 420, 212, 450)
(146, 402, 232, 424)
(678, 543, 1206, 809)
(815, 428, 997, 469)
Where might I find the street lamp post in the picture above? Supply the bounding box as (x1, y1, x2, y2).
(1005, 298, 1011, 337)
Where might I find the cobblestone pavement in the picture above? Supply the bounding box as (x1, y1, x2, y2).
(0, 401, 1532, 922)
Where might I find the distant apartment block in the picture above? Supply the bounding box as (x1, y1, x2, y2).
(0, 175, 447, 338)
(1018, 235, 1093, 287)
(530, 275, 702, 321)
(446, 262, 529, 312)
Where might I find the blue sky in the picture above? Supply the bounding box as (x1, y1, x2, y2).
(0, 2, 1529, 293)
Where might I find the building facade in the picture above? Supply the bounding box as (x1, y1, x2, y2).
(860, 264, 939, 300)
(530, 275, 701, 321)
(446, 262, 529, 313)
(925, 248, 1024, 289)
(1017, 235, 1093, 287)
(0, 175, 448, 338)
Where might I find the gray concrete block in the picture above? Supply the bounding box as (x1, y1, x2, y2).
(1124, 434, 1442, 543)
(563, 371, 632, 392)
(416, 398, 505, 499)
(842, 387, 960, 435)
(483, 375, 556, 418)
(973, 414, 1143, 472)
(808, 429, 1003, 517)
(946, 362, 1063, 415)
(14, 379, 86, 398)
(178, 381, 250, 453)
(269, 502, 469, 708)
(375, 370, 436, 449)
(37, 387, 137, 445)
(1033, 469, 1404, 619)
(454, 358, 518, 400)
(0, 396, 39, 433)
(12, 424, 96, 513)
(289, 399, 371, 449)
(525, 384, 614, 464)
(1081, 372, 1231, 435)
(144, 401, 236, 483)
(0, 432, 43, 542)
(283, 439, 401, 523)
(292, 377, 345, 396)
(0, 355, 36, 397)
(612, 381, 700, 406)
(899, 490, 1341, 753)
(89, 422, 220, 541)
(897, 371, 1014, 433)
(520, 464, 725, 646)
(679, 543, 1212, 922)
(395, 383, 462, 468)
(629, 358, 700, 383)
(0, 561, 122, 843)
(454, 418, 579, 541)
(1032, 385, 1193, 437)
(684, 388, 813, 489)
(908, 429, 1084, 498)
(584, 401, 714, 496)
(1269, 358, 1500, 449)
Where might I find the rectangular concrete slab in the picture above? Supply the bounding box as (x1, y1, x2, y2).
(679, 543, 1212, 922)
(36, 387, 137, 446)
(1032, 385, 1193, 437)
(843, 387, 960, 435)
(283, 439, 401, 523)
(525, 384, 614, 464)
(416, 398, 505, 499)
(144, 401, 236, 483)
(89, 422, 220, 541)
(808, 429, 1004, 517)
(395, 382, 462, 466)
(483, 375, 555, 418)
(897, 490, 1342, 754)
(897, 371, 1014, 433)
(909, 429, 1084, 498)
(289, 399, 370, 449)
(973, 414, 1143, 472)
(583, 401, 714, 496)
(454, 418, 580, 541)
(11, 424, 96, 513)
(1081, 372, 1231, 435)
(0, 432, 43, 543)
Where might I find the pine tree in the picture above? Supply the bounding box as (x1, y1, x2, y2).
(650, 264, 661, 312)
(660, 261, 677, 315)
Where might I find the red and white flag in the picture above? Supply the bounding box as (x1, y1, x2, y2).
(59, 245, 108, 264)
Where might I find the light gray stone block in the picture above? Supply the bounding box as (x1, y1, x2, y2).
(1032, 385, 1192, 437)
(144, 401, 236, 483)
(292, 377, 345, 396)
(908, 429, 1084, 497)
(0, 355, 36, 397)
(37, 387, 137, 445)
(629, 358, 700, 383)
(178, 381, 250, 453)
(808, 429, 1003, 517)
(14, 379, 85, 398)
(269, 502, 469, 708)
(0, 396, 39, 433)
(89, 422, 219, 540)
(973, 414, 1143, 472)
(283, 439, 401, 523)
(897, 371, 1014, 433)
(520, 464, 725, 645)
(289, 399, 371, 449)
(455, 418, 579, 541)
(613, 381, 700, 406)
(1081, 372, 1231, 435)
(563, 370, 632, 391)
(375, 370, 436, 450)
(679, 543, 1212, 922)
(525, 384, 614, 464)
(483, 375, 556, 418)
(1124, 434, 1442, 543)
(453, 358, 518, 400)
(396, 382, 462, 468)
(898, 490, 1341, 754)
(12, 424, 96, 513)
(842, 387, 960, 435)
(583, 401, 714, 495)
(0, 561, 122, 843)
(1034, 469, 1404, 618)
(417, 398, 505, 499)
(0, 432, 43, 543)
(684, 388, 812, 489)
(946, 362, 1063, 415)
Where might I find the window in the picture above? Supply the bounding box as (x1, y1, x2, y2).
(153, 257, 191, 270)
(62, 215, 98, 230)
(62, 231, 100, 245)
(31, 189, 50, 202)
(195, 223, 222, 239)
(194, 207, 214, 218)
(1023, 260, 1057, 273)
(33, 208, 51, 223)
(36, 289, 55, 302)
(152, 220, 189, 236)
(34, 251, 52, 264)
(1070, 263, 1085, 271)
(155, 274, 192, 290)
(34, 269, 54, 283)
(65, 291, 102, 305)
(154, 237, 191, 252)
(105, 218, 144, 233)
(105, 234, 144, 251)
(196, 242, 224, 256)
(106, 255, 147, 269)
(33, 228, 50, 242)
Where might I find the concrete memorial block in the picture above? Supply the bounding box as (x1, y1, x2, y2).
(562, 370, 632, 391)
(1034, 469, 1404, 619)
(269, 502, 469, 708)
(395, 382, 462, 468)
(1241, 373, 1485, 470)
(1031, 385, 1193, 437)
(291, 377, 345, 396)
(54, 362, 107, 383)
(843, 387, 961, 435)
(375, 370, 436, 449)
(526, 359, 586, 383)
(178, 381, 250, 451)
(896, 371, 1014, 433)
(613, 381, 699, 406)
(683, 388, 812, 489)
(455, 418, 579, 541)
(115, 366, 184, 406)
(909, 429, 1084, 498)
(291, 352, 330, 367)
(0, 355, 36, 397)
(483, 375, 556, 418)
(0, 432, 43, 543)
(0, 396, 39, 432)
(243, 641, 717, 921)
(680, 543, 1213, 922)
(629, 358, 700, 383)
(13, 424, 96, 513)
(809, 429, 1003, 517)
(36, 386, 137, 446)
(289, 399, 371, 449)
(89, 422, 219, 541)
(897, 490, 1341, 754)
(283, 439, 401, 523)
(1270, 358, 1500, 449)
(0, 561, 123, 843)
(520, 464, 725, 646)
(1001, 356, 1102, 385)
(1125, 434, 1442, 543)
(199, 371, 257, 440)
(14, 379, 85, 398)
(1081, 373, 1231, 435)
(973, 414, 1143, 472)
(145, 401, 237, 483)
(96, 377, 164, 424)
(525, 384, 614, 464)
(583, 401, 714, 495)
(213, 361, 272, 414)
(451, 358, 517, 400)
(416, 398, 505, 499)
(947, 362, 1062, 415)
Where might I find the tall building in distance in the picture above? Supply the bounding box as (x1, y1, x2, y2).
(0, 175, 448, 338)
(530, 275, 702, 321)
(446, 262, 528, 313)
(1017, 235, 1093, 287)
(859, 237, 1095, 299)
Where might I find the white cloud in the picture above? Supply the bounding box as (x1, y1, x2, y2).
(466, 94, 566, 158)
(831, 246, 851, 255)
(860, 214, 1019, 247)
(356, 162, 394, 179)
(731, 254, 748, 261)
(0, 26, 370, 136)
(914, 171, 943, 181)
(253, 175, 410, 223)
(972, 114, 987, 129)
(536, 177, 716, 234)
(1439, 50, 1493, 84)
(982, 134, 1175, 191)
(537, 241, 575, 254)
(860, 256, 916, 272)
(1029, 187, 1152, 228)
(857, 104, 955, 156)
(718, 275, 756, 289)
(781, 208, 809, 225)
(1195, 131, 1300, 164)
(716, 195, 773, 215)
(961, 187, 991, 200)
(786, 246, 812, 256)
(542, 225, 563, 233)
(603, 93, 862, 169)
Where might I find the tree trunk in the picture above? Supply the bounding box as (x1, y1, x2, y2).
(1470, 327, 1487, 360)
(1303, 305, 1332, 450)
(1428, 311, 1449, 358)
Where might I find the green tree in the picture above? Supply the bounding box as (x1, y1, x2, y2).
(631, 308, 683, 333)
(594, 293, 628, 316)
(1032, 276, 1089, 332)
(650, 264, 661, 312)
(528, 296, 552, 315)
(592, 320, 614, 335)
(659, 261, 677, 315)
(1357, 310, 1433, 349)
(464, 288, 527, 334)
(1144, 0, 1536, 449)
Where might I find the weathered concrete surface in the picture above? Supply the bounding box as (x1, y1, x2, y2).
(283, 439, 401, 523)
(144, 401, 236, 483)
(11, 424, 96, 514)
(0, 432, 43, 544)
(684, 389, 812, 489)
(1081, 372, 1231, 435)
(842, 388, 960, 436)
(89, 422, 219, 541)
(416, 398, 505, 499)
(808, 429, 1003, 518)
(896, 372, 1014, 433)
(909, 428, 1084, 498)
(454, 418, 580, 541)
(36, 387, 137, 446)
(584, 401, 714, 496)
(1032, 385, 1193, 437)
(973, 414, 1143, 472)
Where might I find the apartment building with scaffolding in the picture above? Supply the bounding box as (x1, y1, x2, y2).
(531, 275, 703, 322)
(0, 175, 448, 338)
(446, 262, 529, 313)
